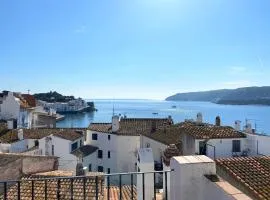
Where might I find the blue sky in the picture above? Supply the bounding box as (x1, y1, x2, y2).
(1, 0, 270, 99)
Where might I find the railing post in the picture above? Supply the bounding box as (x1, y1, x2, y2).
(119, 174, 122, 200)
(142, 173, 145, 200)
(31, 180, 34, 200)
(165, 171, 168, 200)
(70, 178, 73, 200)
(95, 176, 98, 200)
(44, 180, 47, 200)
(17, 181, 20, 200)
(153, 172, 156, 200)
(131, 174, 134, 200)
(3, 182, 7, 200)
(57, 179, 60, 200)
(107, 176, 110, 200)
(83, 177, 86, 199)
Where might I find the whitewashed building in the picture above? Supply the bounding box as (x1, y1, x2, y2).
(0, 91, 56, 129)
(0, 128, 85, 170)
(86, 116, 173, 184)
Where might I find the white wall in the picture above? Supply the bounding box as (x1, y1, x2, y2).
(170, 156, 234, 200)
(246, 133, 270, 156)
(137, 148, 154, 200)
(86, 130, 118, 174)
(82, 151, 98, 172)
(0, 92, 20, 120)
(39, 135, 80, 171)
(140, 135, 167, 163)
(195, 138, 247, 159)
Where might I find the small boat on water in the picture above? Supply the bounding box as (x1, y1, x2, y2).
(172, 105, 177, 109)
(152, 112, 158, 115)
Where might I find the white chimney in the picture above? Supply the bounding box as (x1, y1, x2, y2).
(7, 119, 14, 129)
(245, 123, 252, 134)
(112, 115, 120, 132)
(18, 129, 24, 140)
(234, 120, 241, 131)
(196, 112, 203, 123)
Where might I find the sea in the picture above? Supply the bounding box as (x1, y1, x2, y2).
(56, 99, 270, 135)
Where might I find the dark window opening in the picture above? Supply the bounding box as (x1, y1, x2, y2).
(98, 150, 103, 158)
(199, 141, 207, 155)
(34, 140, 39, 147)
(232, 140, 241, 152)
(88, 164, 92, 172)
(92, 133, 98, 140)
(52, 145, 54, 156)
(107, 168, 110, 174)
(71, 142, 78, 151)
(98, 166, 103, 172)
(108, 135, 111, 140)
(108, 151, 111, 158)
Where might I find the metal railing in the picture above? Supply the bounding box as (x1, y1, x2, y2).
(0, 170, 172, 200)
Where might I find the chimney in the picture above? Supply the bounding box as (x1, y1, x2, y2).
(76, 162, 85, 176)
(112, 115, 120, 132)
(196, 112, 203, 123)
(215, 116, 221, 126)
(18, 129, 24, 140)
(234, 120, 241, 131)
(245, 122, 252, 134)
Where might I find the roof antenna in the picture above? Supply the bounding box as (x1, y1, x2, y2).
(27, 89, 30, 94)
(112, 99, 115, 116)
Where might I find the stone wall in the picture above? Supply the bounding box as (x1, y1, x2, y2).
(0, 153, 58, 181)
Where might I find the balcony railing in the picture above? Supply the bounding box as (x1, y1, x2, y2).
(0, 170, 172, 200)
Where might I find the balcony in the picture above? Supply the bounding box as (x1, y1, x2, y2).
(0, 170, 171, 200)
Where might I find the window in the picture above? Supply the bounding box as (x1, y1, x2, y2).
(80, 139, 83, 147)
(92, 133, 98, 140)
(98, 166, 104, 172)
(232, 140, 241, 152)
(71, 142, 78, 151)
(146, 143, 150, 148)
(52, 145, 54, 156)
(107, 168, 110, 174)
(34, 140, 39, 147)
(108, 135, 111, 140)
(98, 150, 103, 158)
(88, 164, 92, 172)
(108, 151, 111, 158)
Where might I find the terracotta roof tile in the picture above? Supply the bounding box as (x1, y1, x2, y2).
(177, 122, 246, 139)
(0, 129, 84, 143)
(104, 185, 137, 200)
(22, 94, 36, 107)
(216, 156, 270, 200)
(89, 118, 173, 136)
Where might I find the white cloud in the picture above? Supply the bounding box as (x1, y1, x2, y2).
(75, 25, 86, 33)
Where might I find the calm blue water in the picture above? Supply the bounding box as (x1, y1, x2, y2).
(56, 100, 270, 134)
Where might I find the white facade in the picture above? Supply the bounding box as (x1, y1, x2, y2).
(0, 92, 33, 128)
(38, 135, 84, 170)
(195, 138, 248, 159)
(170, 156, 235, 200)
(137, 148, 154, 200)
(85, 129, 140, 184)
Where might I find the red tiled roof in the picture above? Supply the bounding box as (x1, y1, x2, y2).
(177, 122, 246, 139)
(104, 185, 137, 200)
(0, 129, 84, 143)
(22, 94, 36, 107)
(4, 173, 104, 199)
(89, 118, 173, 136)
(216, 156, 270, 200)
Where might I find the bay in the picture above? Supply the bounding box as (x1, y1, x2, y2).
(56, 99, 270, 135)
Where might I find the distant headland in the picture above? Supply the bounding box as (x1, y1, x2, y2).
(166, 86, 270, 106)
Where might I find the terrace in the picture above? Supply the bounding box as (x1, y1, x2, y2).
(0, 170, 171, 200)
